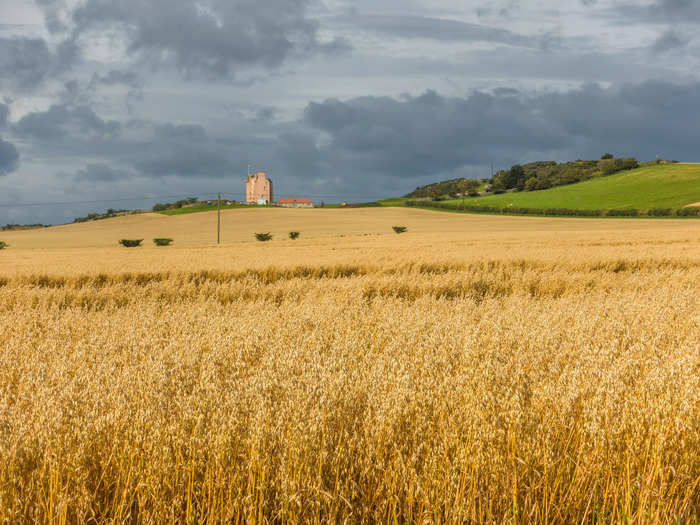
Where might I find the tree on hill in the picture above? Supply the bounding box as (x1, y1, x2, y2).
(152, 197, 198, 212)
(404, 177, 482, 199)
(598, 158, 638, 175)
(411, 157, 641, 200)
(601, 153, 614, 160)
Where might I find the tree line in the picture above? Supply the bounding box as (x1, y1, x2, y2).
(406, 155, 649, 200)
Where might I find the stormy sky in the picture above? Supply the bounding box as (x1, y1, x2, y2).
(1, 0, 699, 224)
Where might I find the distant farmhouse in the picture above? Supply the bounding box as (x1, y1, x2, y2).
(277, 197, 314, 208)
(246, 170, 273, 204)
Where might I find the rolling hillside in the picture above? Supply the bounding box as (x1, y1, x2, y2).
(439, 163, 700, 211)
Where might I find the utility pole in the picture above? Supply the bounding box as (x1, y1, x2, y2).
(217, 193, 221, 245)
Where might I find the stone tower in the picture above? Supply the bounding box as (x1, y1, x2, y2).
(246, 170, 273, 204)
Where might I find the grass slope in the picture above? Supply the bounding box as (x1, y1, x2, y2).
(441, 164, 700, 211)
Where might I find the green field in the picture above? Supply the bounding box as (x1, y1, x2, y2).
(435, 164, 700, 211)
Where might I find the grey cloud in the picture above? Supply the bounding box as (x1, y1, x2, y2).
(73, 163, 131, 182)
(333, 14, 538, 47)
(128, 123, 235, 178)
(15, 104, 264, 182)
(36, 0, 72, 33)
(0, 37, 52, 90)
(651, 30, 689, 53)
(13, 104, 120, 141)
(88, 70, 143, 90)
(475, 1, 521, 20)
(0, 104, 8, 127)
(613, 0, 700, 23)
(87, 70, 145, 111)
(608, 1, 700, 54)
(0, 137, 19, 175)
(69, 0, 351, 79)
(0, 35, 78, 92)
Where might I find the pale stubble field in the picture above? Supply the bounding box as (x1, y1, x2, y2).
(0, 208, 698, 523)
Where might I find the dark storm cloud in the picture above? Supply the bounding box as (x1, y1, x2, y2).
(304, 90, 567, 179)
(0, 137, 19, 175)
(333, 14, 538, 47)
(68, 0, 350, 79)
(536, 81, 700, 156)
(304, 81, 700, 180)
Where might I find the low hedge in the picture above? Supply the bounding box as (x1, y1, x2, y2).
(676, 207, 700, 217)
(648, 208, 673, 216)
(606, 209, 639, 217)
(403, 201, 700, 218)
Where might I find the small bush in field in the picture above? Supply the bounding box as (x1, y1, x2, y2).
(119, 239, 143, 247)
(392, 226, 407, 234)
(289, 231, 300, 240)
(255, 233, 272, 242)
(153, 238, 174, 246)
(0, 241, 7, 250)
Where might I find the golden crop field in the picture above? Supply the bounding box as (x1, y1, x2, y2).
(1, 208, 699, 523)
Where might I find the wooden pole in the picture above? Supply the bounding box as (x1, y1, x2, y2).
(217, 193, 221, 245)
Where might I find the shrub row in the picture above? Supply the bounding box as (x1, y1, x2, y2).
(345, 201, 383, 208)
(120, 239, 174, 247)
(404, 201, 700, 217)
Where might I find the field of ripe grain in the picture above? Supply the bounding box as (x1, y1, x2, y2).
(1, 209, 699, 523)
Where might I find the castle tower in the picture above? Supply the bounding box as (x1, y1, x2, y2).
(246, 170, 273, 204)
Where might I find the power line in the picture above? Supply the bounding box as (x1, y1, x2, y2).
(0, 194, 214, 208)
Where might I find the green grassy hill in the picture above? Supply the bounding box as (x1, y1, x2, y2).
(436, 164, 700, 211)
